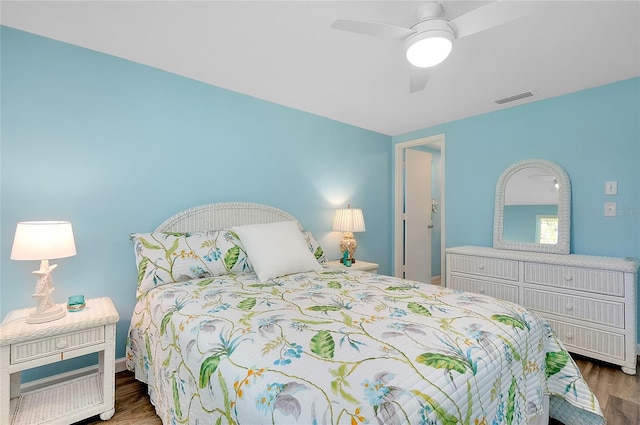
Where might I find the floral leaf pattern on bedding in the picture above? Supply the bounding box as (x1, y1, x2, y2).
(545, 351, 570, 378)
(130, 230, 251, 297)
(415, 352, 473, 375)
(310, 330, 336, 359)
(126, 268, 604, 425)
(302, 230, 326, 263)
(199, 355, 221, 388)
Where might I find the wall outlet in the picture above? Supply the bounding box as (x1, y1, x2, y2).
(605, 181, 618, 195)
(604, 202, 617, 216)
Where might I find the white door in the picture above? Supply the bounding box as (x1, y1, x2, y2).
(404, 149, 432, 283)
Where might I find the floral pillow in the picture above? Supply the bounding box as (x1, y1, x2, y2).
(131, 230, 250, 297)
(303, 231, 326, 263)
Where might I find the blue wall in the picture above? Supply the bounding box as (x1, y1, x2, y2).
(0, 27, 392, 379)
(394, 77, 640, 342)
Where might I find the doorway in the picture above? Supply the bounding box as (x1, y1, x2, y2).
(394, 134, 445, 284)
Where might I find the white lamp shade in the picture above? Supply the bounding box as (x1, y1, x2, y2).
(332, 207, 366, 233)
(11, 221, 77, 261)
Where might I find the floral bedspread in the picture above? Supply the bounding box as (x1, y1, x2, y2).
(126, 267, 603, 425)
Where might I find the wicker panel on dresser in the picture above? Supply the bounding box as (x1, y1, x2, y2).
(445, 246, 638, 375)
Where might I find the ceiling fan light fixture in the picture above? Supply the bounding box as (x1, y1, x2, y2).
(405, 20, 454, 68)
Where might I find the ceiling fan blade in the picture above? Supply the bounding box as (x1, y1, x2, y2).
(450, 0, 545, 40)
(331, 19, 415, 40)
(409, 67, 431, 93)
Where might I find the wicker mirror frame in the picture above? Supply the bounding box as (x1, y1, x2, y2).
(493, 159, 571, 254)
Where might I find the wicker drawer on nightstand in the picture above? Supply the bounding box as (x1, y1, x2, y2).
(11, 327, 105, 364)
(523, 288, 625, 328)
(448, 254, 519, 281)
(524, 262, 625, 296)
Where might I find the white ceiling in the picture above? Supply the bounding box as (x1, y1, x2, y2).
(2, 1, 639, 136)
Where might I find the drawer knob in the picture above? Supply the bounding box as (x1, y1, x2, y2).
(564, 275, 573, 281)
(56, 339, 68, 349)
(565, 304, 573, 311)
(565, 334, 574, 340)
(478, 264, 485, 270)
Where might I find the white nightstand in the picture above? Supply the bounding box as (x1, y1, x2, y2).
(326, 259, 379, 273)
(0, 297, 119, 425)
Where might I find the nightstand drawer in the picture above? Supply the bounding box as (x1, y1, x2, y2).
(524, 263, 624, 296)
(11, 326, 105, 364)
(448, 254, 519, 281)
(523, 288, 625, 328)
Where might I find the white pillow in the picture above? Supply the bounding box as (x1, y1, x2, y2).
(233, 221, 323, 282)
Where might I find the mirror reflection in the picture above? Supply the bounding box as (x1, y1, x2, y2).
(503, 167, 559, 244)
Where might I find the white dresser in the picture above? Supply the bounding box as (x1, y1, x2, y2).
(445, 246, 638, 375)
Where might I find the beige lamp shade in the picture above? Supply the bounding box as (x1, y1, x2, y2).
(332, 206, 366, 233)
(11, 221, 77, 261)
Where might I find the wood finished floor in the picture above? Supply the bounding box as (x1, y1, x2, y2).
(77, 355, 639, 425)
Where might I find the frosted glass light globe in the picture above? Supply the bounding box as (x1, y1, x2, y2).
(405, 19, 455, 68)
(406, 36, 453, 68)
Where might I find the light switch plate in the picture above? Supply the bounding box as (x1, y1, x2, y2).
(604, 202, 617, 216)
(605, 181, 618, 195)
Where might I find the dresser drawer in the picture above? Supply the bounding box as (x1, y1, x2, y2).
(545, 318, 625, 361)
(449, 275, 519, 303)
(523, 289, 625, 328)
(448, 254, 519, 281)
(11, 327, 105, 364)
(524, 263, 625, 296)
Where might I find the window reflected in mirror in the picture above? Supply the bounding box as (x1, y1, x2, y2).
(536, 215, 558, 244)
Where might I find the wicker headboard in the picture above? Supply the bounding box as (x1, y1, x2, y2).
(155, 202, 304, 232)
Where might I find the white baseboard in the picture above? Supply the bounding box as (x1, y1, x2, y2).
(21, 357, 128, 392)
(116, 356, 127, 373)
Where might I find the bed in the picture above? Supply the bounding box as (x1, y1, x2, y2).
(126, 202, 604, 425)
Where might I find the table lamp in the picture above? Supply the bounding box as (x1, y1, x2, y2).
(10, 221, 77, 324)
(332, 205, 366, 263)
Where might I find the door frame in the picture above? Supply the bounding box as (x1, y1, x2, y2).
(393, 134, 445, 282)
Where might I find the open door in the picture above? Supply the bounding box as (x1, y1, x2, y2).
(404, 149, 432, 283)
(394, 134, 445, 284)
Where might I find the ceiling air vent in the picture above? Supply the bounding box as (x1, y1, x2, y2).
(494, 91, 534, 105)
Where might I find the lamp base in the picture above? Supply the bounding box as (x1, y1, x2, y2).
(339, 257, 357, 264)
(27, 304, 66, 324)
(339, 232, 358, 264)
(27, 259, 67, 324)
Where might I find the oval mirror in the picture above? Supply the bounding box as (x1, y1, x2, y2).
(493, 159, 571, 254)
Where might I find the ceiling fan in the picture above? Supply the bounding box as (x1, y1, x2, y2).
(331, 0, 542, 93)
